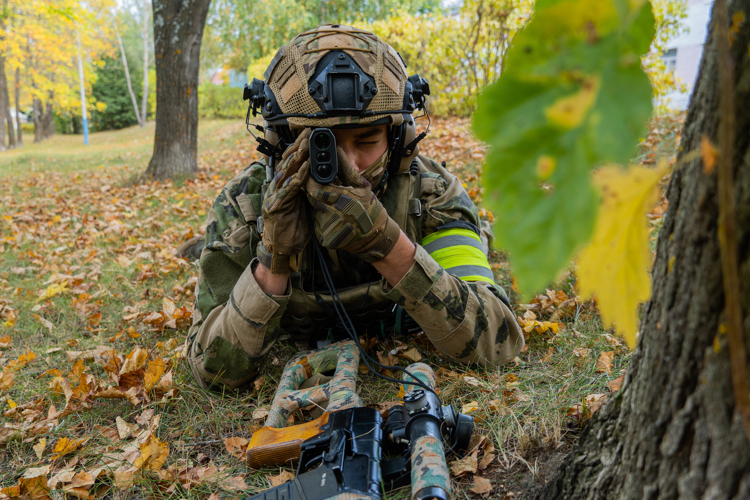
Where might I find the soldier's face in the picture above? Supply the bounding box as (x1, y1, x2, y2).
(331, 125, 388, 173)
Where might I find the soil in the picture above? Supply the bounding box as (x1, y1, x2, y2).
(487, 444, 571, 499)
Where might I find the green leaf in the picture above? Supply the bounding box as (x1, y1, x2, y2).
(472, 0, 655, 298)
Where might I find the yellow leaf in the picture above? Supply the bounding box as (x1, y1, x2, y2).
(33, 438, 47, 460)
(144, 357, 167, 392)
(545, 76, 600, 129)
(577, 162, 669, 346)
(461, 401, 480, 413)
(133, 434, 169, 470)
(7, 399, 16, 409)
(36, 282, 69, 302)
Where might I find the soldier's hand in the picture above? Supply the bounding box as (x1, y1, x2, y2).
(306, 147, 401, 262)
(258, 129, 311, 274)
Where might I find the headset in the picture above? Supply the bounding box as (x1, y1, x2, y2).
(243, 49, 431, 186)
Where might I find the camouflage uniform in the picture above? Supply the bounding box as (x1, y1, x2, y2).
(186, 153, 525, 391)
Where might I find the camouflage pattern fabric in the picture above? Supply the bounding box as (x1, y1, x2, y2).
(400, 364, 451, 499)
(259, 128, 311, 274)
(264, 340, 360, 428)
(306, 148, 401, 263)
(401, 362, 436, 393)
(186, 153, 525, 391)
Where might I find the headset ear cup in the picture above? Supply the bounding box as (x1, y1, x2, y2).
(398, 115, 420, 173)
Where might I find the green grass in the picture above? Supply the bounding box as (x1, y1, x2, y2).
(0, 118, 640, 499)
(0, 120, 249, 178)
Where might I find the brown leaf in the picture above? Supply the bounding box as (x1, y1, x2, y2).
(368, 401, 401, 418)
(607, 375, 624, 393)
(0, 370, 14, 391)
(252, 408, 269, 420)
(222, 475, 248, 491)
(398, 347, 422, 363)
(541, 346, 554, 363)
(0, 335, 12, 349)
(253, 376, 266, 392)
(572, 347, 590, 358)
(595, 351, 614, 374)
(116, 416, 140, 440)
(267, 470, 294, 487)
(120, 347, 149, 374)
(461, 401, 480, 414)
(470, 476, 493, 496)
(479, 453, 495, 470)
(223, 436, 249, 457)
(33, 314, 55, 333)
(450, 454, 477, 477)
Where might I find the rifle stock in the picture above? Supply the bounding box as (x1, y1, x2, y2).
(246, 413, 330, 468)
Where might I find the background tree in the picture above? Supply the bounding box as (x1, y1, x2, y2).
(542, 0, 750, 496)
(90, 56, 141, 131)
(144, 0, 211, 179)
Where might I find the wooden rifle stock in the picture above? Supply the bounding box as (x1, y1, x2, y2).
(246, 412, 330, 469)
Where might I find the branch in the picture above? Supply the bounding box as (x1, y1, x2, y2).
(714, 0, 750, 442)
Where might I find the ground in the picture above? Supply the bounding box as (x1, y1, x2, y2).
(0, 115, 682, 499)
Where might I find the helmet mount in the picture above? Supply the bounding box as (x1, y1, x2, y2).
(242, 25, 431, 180)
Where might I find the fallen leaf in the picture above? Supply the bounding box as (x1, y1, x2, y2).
(572, 347, 591, 358)
(223, 436, 249, 457)
(461, 401, 480, 414)
(450, 454, 477, 477)
(462, 375, 483, 387)
(368, 401, 401, 418)
(0, 370, 14, 391)
(479, 453, 495, 469)
(267, 470, 294, 487)
(0, 335, 11, 348)
(595, 351, 614, 374)
(116, 416, 140, 440)
(22, 464, 51, 479)
(470, 476, 493, 496)
(607, 375, 624, 393)
(252, 408, 269, 420)
(132, 434, 169, 470)
(33, 438, 46, 460)
(253, 376, 266, 392)
(33, 314, 55, 333)
(541, 346, 554, 363)
(398, 347, 422, 363)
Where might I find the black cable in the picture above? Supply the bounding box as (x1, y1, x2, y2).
(305, 207, 439, 399)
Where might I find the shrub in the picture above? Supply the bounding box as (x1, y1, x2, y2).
(199, 83, 247, 119)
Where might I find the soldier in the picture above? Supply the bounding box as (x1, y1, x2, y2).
(185, 25, 524, 391)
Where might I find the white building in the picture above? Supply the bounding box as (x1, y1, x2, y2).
(662, 0, 714, 110)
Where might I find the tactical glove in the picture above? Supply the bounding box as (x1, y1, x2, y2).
(306, 148, 401, 262)
(259, 129, 311, 274)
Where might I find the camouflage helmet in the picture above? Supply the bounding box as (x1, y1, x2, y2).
(244, 24, 431, 176)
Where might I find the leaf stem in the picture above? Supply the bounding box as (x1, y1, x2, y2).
(714, 0, 750, 442)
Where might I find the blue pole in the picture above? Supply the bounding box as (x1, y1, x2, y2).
(76, 29, 89, 146)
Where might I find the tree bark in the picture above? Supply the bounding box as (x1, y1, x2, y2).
(32, 97, 42, 143)
(5, 65, 16, 149)
(42, 96, 54, 139)
(144, 0, 211, 179)
(15, 66, 21, 147)
(141, 0, 149, 125)
(542, 1, 750, 498)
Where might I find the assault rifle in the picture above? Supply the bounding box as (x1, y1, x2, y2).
(244, 343, 473, 500)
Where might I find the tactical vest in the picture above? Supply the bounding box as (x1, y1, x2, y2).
(272, 158, 425, 345)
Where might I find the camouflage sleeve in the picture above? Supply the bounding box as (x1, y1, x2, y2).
(185, 163, 291, 391)
(383, 158, 525, 367)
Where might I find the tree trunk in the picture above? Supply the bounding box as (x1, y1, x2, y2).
(144, 0, 211, 179)
(543, 1, 750, 498)
(42, 97, 54, 139)
(5, 67, 16, 149)
(32, 97, 43, 143)
(141, 0, 149, 126)
(0, 54, 7, 152)
(15, 66, 21, 147)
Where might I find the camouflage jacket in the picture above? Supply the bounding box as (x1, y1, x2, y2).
(186, 154, 525, 390)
